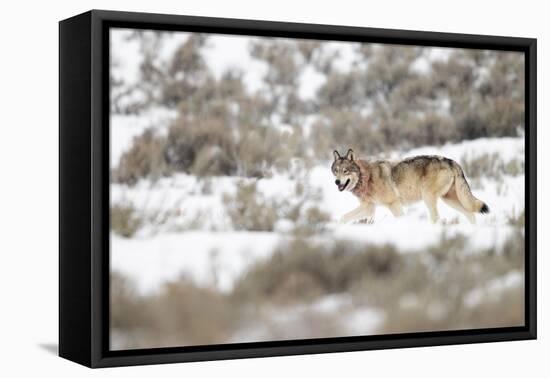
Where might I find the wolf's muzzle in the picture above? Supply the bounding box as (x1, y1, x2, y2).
(336, 178, 350, 191)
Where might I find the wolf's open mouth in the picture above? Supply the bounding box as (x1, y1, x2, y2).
(338, 178, 350, 191)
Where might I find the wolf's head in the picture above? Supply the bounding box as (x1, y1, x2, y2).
(331, 149, 361, 192)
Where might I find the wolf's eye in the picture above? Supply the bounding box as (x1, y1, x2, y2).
(343, 169, 348, 174)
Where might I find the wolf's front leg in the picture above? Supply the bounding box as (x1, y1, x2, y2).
(340, 203, 375, 224)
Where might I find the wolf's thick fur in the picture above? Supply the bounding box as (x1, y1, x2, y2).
(332, 149, 489, 224)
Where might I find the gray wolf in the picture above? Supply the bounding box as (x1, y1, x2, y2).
(331, 149, 489, 224)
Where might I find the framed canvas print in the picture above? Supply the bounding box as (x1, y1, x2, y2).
(59, 10, 537, 368)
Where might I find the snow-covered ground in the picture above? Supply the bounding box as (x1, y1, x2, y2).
(111, 136, 524, 295)
(111, 231, 281, 293)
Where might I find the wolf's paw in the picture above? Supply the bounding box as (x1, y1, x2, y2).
(358, 217, 375, 225)
(338, 216, 349, 224)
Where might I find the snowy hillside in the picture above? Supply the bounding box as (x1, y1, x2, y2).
(111, 136, 524, 294)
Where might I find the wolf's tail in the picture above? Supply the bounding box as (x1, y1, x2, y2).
(453, 164, 489, 214)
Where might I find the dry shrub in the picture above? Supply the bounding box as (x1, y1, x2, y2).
(292, 205, 331, 236)
(485, 97, 524, 137)
(165, 116, 237, 177)
(231, 231, 524, 330)
(113, 115, 303, 184)
(114, 129, 167, 184)
(455, 99, 524, 141)
(503, 157, 525, 177)
(110, 274, 240, 349)
(223, 180, 330, 233)
(381, 285, 524, 334)
(507, 209, 525, 228)
(110, 204, 142, 237)
(115, 92, 302, 183)
(403, 113, 457, 147)
(371, 232, 525, 333)
(460, 152, 501, 179)
(223, 181, 278, 231)
(162, 34, 210, 107)
(317, 71, 364, 110)
(110, 272, 145, 330)
(235, 126, 276, 177)
(144, 279, 239, 347)
(312, 109, 386, 156)
(111, 231, 525, 348)
(114, 36, 525, 171)
(460, 153, 524, 179)
(232, 239, 401, 305)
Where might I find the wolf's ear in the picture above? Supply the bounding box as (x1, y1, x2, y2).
(345, 148, 355, 161)
(333, 150, 341, 161)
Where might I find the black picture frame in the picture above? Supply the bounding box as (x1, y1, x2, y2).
(59, 9, 537, 368)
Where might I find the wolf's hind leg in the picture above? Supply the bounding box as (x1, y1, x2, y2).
(422, 192, 440, 224)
